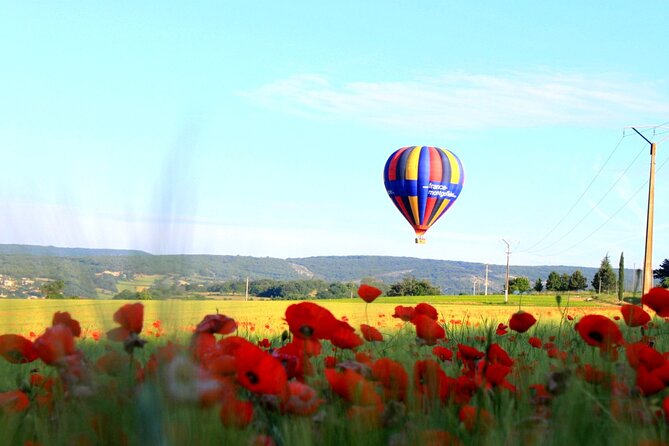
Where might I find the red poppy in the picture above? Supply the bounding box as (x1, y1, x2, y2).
(324, 356, 338, 369)
(626, 342, 665, 370)
(412, 314, 445, 345)
(195, 314, 237, 335)
(33, 325, 76, 365)
(116, 303, 143, 332)
(219, 397, 254, 428)
(546, 348, 568, 361)
(190, 332, 219, 362)
(664, 395, 669, 422)
(234, 340, 287, 397)
(52, 312, 81, 337)
(432, 346, 453, 362)
(642, 287, 669, 317)
(360, 324, 384, 342)
(578, 364, 610, 385)
(0, 334, 38, 364)
(620, 305, 651, 328)
(528, 337, 542, 349)
(278, 336, 322, 358)
(415, 303, 439, 320)
(487, 343, 513, 367)
(392, 305, 415, 321)
(459, 405, 493, 431)
(274, 339, 319, 380)
(29, 373, 55, 409)
(285, 302, 338, 340)
(636, 365, 666, 396)
(509, 311, 537, 333)
(495, 323, 508, 336)
(452, 375, 477, 404)
(0, 390, 30, 413)
(329, 321, 364, 349)
(413, 359, 447, 400)
(371, 358, 408, 401)
(325, 368, 381, 406)
(457, 344, 485, 362)
(357, 284, 382, 303)
(281, 381, 323, 416)
(107, 303, 145, 351)
(484, 363, 512, 387)
(575, 314, 624, 351)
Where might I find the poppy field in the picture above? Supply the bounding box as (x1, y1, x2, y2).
(2, 287, 669, 446)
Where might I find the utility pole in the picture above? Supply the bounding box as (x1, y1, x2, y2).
(631, 127, 657, 295)
(502, 239, 511, 304)
(245, 277, 249, 301)
(484, 264, 489, 296)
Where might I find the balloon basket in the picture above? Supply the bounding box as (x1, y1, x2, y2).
(415, 237, 426, 244)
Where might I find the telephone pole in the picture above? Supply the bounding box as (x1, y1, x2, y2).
(484, 264, 489, 296)
(631, 127, 657, 295)
(502, 239, 511, 304)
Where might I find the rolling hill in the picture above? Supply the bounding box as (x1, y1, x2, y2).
(0, 244, 626, 297)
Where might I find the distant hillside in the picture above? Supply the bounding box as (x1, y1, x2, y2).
(287, 256, 607, 294)
(0, 244, 633, 297)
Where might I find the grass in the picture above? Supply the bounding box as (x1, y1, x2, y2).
(115, 274, 163, 293)
(1, 294, 668, 446)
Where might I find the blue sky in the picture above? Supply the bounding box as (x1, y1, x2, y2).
(1, 1, 668, 269)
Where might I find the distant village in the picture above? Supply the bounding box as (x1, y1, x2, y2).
(0, 274, 51, 299)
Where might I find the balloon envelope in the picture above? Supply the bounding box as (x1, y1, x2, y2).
(383, 146, 464, 238)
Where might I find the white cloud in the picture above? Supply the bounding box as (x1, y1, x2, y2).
(242, 72, 669, 131)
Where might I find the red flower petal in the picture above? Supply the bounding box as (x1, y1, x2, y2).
(34, 325, 76, 365)
(642, 287, 669, 317)
(509, 311, 537, 333)
(412, 315, 445, 345)
(0, 334, 38, 364)
(620, 304, 651, 327)
(52, 311, 82, 337)
(195, 314, 237, 335)
(360, 324, 384, 342)
(574, 314, 624, 350)
(357, 284, 382, 303)
(113, 303, 144, 334)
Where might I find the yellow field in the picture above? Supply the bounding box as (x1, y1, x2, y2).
(0, 298, 623, 339)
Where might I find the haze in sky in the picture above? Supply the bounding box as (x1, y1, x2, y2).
(1, 1, 668, 268)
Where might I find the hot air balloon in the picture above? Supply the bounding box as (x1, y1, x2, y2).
(383, 146, 464, 243)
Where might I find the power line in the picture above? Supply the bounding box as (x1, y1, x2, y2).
(520, 135, 627, 252)
(545, 155, 669, 257)
(527, 141, 647, 254)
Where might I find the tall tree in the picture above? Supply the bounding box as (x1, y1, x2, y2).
(387, 276, 441, 296)
(592, 254, 617, 294)
(534, 278, 544, 292)
(546, 271, 563, 292)
(509, 276, 531, 294)
(40, 280, 65, 299)
(618, 252, 625, 303)
(654, 259, 669, 288)
(569, 270, 587, 291)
